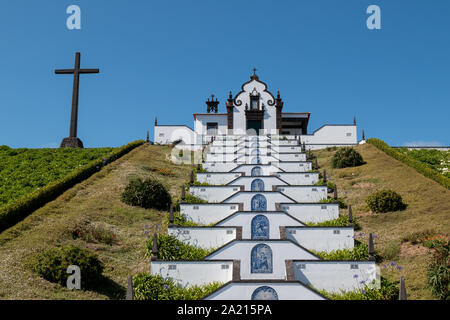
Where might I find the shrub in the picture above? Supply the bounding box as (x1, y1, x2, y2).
(133, 273, 222, 300)
(32, 245, 103, 289)
(331, 148, 365, 169)
(367, 138, 450, 190)
(319, 197, 348, 209)
(0, 140, 144, 232)
(183, 193, 208, 204)
(121, 177, 171, 210)
(427, 242, 449, 300)
(168, 211, 200, 227)
(313, 243, 369, 260)
(366, 189, 407, 213)
(147, 234, 214, 260)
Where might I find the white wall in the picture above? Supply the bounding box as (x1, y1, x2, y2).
(276, 173, 319, 185)
(205, 240, 319, 280)
(180, 203, 240, 225)
(231, 164, 282, 176)
(277, 186, 327, 203)
(276, 153, 307, 161)
(228, 176, 288, 191)
(223, 192, 294, 211)
(300, 125, 357, 145)
(189, 186, 241, 202)
(194, 114, 228, 135)
(202, 162, 238, 172)
(216, 212, 304, 239)
(154, 125, 197, 145)
(151, 260, 234, 288)
(293, 261, 378, 292)
(280, 203, 339, 223)
(196, 172, 243, 185)
(286, 227, 354, 252)
(168, 227, 237, 249)
(204, 281, 326, 300)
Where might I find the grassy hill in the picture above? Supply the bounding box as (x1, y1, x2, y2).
(314, 143, 450, 299)
(0, 143, 448, 299)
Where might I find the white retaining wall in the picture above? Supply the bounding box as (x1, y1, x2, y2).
(216, 211, 304, 239)
(277, 186, 327, 203)
(274, 162, 312, 172)
(280, 203, 340, 223)
(293, 261, 378, 292)
(202, 162, 238, 172)
(223, 192, 294, 211)
(168, 227, 237, 249)
(286, 227, 354, 252)
(151, 260, 234, 287)
(228, 176, 288, 191)
(180, 203, 240, 225)
(206, 241, 319, 280)
(276, 172, 319, 185)
(196, 172, 243, 185)
(189, 186, 241, 202)
(204, 282, 326, 300)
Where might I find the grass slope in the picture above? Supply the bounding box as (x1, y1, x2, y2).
(315, 143, 450, 299)
(0, 145, 191, 299)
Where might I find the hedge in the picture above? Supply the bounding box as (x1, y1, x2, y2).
(367, 138, 450, 190)
(0, 140, 145, 232)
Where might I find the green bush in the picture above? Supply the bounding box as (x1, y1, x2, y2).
(133, 273, 222, 300)
(366, 189, 407, 213)
(367, 138, 450, 190)
(72, 223, 118, 246)
(121, 177, 171, 210)
(331, 148, 365, 169)
(313, 243, 369, 260)
(319, 197, 348, 209)
(427, 242, 449, 300)
(32, 245, 104, 289)
(147, 234, 214, 260)
(183, 193, 208, 204)
(319, 277, 398, 300)
(0, 140, 144, 232)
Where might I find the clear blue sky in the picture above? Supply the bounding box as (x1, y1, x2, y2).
(0, 0, 449, 148)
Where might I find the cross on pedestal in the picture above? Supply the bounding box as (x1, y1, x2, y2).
(55, 52, 99, 148)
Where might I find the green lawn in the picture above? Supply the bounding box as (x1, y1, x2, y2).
(0, 146, 116, 207)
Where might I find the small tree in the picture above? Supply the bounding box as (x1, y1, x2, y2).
(366, 189, 407, 213)
(121, 177, 171, 210)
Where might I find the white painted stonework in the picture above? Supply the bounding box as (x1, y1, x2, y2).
(228, 176, 288, 191)
(277, 185, 327, 203)
(196, 172, 243, 185)
(276, 172, 319, 185)
(286, 227, 354, 252)
(292, 261, 378, 292)
(180, 203, 240, 225)
(168, 227, 238, 249)
(151, 260, 234, 287)
(205, 240, 319, 280)
(280, 203, 339, 223)
(231, 164, 281, 176)
(189, 186, 242, 202)
(222, 191, 295, 211)
(216, 211, 304, 239)
(204, 281, 326, 300)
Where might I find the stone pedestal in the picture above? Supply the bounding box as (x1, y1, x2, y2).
(60, 137, 84, 148)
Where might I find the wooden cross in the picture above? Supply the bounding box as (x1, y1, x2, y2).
(55, 52, 99, 139)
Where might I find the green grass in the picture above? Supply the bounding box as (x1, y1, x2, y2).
(313, 143, 450, 299)
(0, 145, 193, 299)
(0, 145, 115, 207)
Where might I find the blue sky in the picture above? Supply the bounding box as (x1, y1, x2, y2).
(0, 0, 449, 148)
